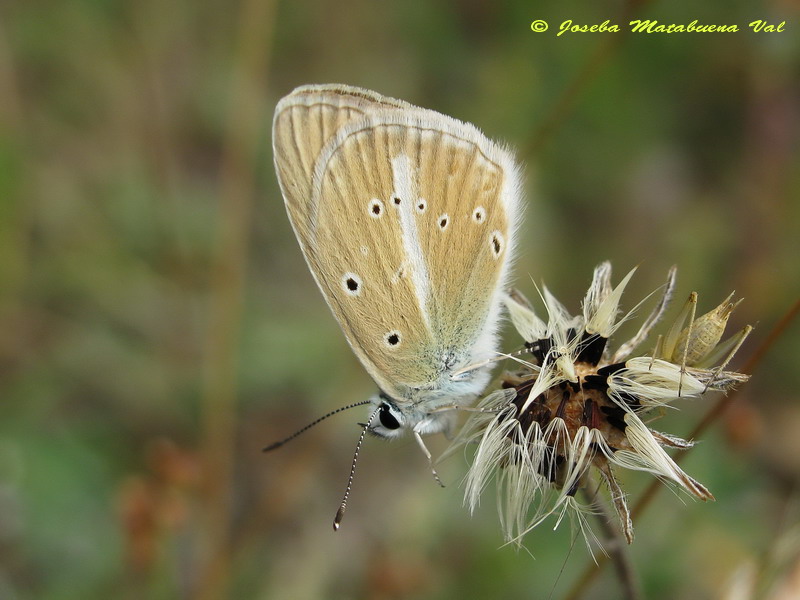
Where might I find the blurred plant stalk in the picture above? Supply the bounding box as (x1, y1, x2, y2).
(200, 0, 276, 597)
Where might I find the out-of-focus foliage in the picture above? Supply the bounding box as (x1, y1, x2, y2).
(1, 0, 798, 598)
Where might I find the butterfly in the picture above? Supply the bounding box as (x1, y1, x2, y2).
(271, 84, 523, 526)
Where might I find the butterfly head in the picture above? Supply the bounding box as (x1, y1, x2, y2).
(368, 392, 458, 440)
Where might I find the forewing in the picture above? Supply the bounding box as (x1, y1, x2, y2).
(306, 110, 521, 400)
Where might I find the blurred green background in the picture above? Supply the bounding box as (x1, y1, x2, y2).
(1, 0, 799, 598)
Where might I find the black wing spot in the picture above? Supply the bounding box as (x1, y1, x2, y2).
(438, 214, 449, 230)
(369, 199, 384, 218)
(473, 206, 486, 223)
(385, 331, 401, 347)
(342, 273, 362, 296)
(490, 231, 504, 258)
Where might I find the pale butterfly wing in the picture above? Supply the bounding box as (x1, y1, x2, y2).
(273, 85, 522, 408)
(273, 84, 411, 248)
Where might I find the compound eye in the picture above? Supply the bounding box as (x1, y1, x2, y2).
(378, 403, 401, 430)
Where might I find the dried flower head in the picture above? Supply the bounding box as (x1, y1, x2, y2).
(455, 263, 752, 546)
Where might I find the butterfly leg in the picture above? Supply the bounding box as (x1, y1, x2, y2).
(414, 431, 445, 487)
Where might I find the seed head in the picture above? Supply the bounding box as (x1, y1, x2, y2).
(455, 263, 752, 547)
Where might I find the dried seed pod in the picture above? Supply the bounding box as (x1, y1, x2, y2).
(673, 292, 742, 366)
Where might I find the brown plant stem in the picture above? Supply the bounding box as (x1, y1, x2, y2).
(583, 488, 642, 600)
